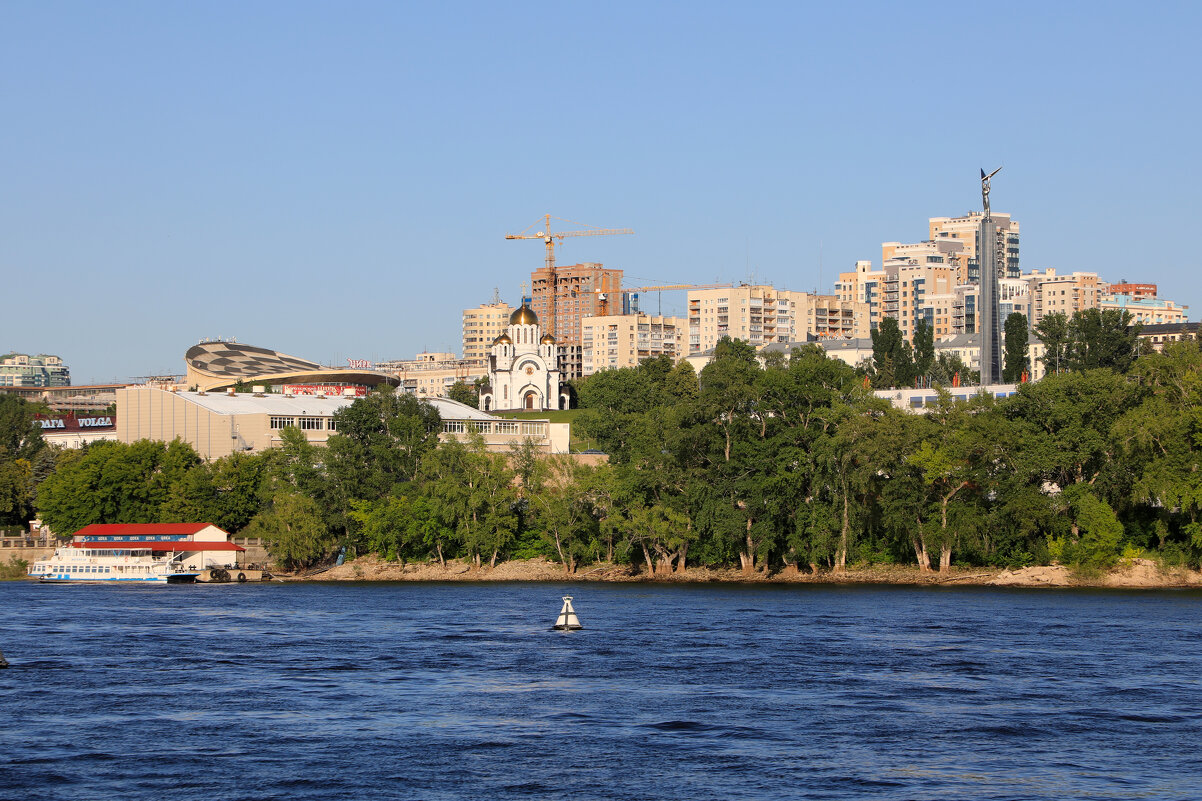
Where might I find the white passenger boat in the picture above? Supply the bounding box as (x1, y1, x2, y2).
(29, 544, 201, 583)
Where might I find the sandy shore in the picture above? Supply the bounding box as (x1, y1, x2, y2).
(288, 555, 1202, 589)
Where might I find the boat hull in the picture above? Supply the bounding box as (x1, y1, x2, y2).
(38, 574, 199, 584)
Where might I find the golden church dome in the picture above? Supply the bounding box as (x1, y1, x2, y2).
(540, 334, 556, 345)
(493, 333, 512, 345)
(510, 305, 538, 325)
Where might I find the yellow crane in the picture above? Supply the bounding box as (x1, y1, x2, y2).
(612, 282, 733, 316)
(506, 214, 633, 340)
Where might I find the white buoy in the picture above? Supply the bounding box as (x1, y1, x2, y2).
(552, 595, 583, 630)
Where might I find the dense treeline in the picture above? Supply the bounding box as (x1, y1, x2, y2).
(0, 394, 52, 531)
(5, 321, 1200, 575)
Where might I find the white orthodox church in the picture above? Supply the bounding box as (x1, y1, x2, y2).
(478, 304, 568, 412)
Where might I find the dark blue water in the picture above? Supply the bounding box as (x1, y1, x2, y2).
(2, 581, 1200, 800)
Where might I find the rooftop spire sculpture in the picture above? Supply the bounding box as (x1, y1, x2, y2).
(977, 166, 1004, 385)
(981, 166, 1002, 218)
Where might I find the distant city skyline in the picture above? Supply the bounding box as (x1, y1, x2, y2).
(4, 2, 1198, 384)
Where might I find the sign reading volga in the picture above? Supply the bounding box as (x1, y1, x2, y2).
(37, 416, 115, 431)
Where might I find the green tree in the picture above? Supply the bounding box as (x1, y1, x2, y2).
(929, 352, 976, 387)
(912, 317, 935, 384)
(324, 391, 442, 538)
(446, 381, 479, 407)
(0, 394, 45, 461)
(622, 499, 692, 575)
(1066, 308, 1140, 373)
(420, 432, 518, 568)
(1116, 341, 1202, 560)
(348, 493, 451, 565)
(161, 451, 267, 532)
(245, 490, 335, 570)
(35, 439, 202, 534)
(870, 317, 914, 389)
(1003, 370, 1141, 494)
(1003, 312, 1030, 383)
(873, 410, 936, 570)
(528, 456, 601, 574)
(0, 394, 47, 528)
(1051, 484, 1125, 569)
(0, 458, 34, 530)
(1034, 312, 1070, 375)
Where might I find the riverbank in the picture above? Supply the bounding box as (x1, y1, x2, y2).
(288, 555, 1202, 589)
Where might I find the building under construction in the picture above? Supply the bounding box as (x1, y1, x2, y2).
(530, 261, 623, 379)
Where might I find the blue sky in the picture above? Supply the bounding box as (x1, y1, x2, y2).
(3, 1, 1198, 383)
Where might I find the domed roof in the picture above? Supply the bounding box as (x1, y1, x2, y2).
(493, 333, 512, 345)
(540, 334, 556, 345)
(510, 305, 538, 325)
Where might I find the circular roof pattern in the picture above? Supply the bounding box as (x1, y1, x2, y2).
(186, 342, 321, 378)
(185, 341, 399, 391)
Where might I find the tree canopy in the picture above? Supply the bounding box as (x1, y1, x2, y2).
(21, 331, 1201, 575)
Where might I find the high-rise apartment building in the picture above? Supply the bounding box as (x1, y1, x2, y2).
(929, 212, 1020, 282)
(462, 301, 513, 367)
(838, 212, 1023, 346)
(581, 314, 686, 376)
(687, 285, 867, 355)
(880, 240, 964, 340)
(953, 279, 1033, 334)
(529, 262, 622, 379)
(836, 261, 887, 331)
(1022, 269, 1101, 326)
(0, 353, 70, 387)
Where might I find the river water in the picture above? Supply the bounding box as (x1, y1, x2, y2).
(1, 581, 1200, 800)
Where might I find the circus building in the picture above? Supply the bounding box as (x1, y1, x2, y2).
(478, 305, 567, 412)
(183, 339, 398, 394)
(116, 339, 569, 459)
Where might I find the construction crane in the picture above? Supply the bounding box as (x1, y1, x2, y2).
(611, 282, 733, 316)
(506, 214, 633, 340)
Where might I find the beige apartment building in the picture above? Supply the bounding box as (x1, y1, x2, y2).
(880, 242, 962, 341)
(530, 262, 623, 379)
(1098, 284, 1189, 326)
(928, 212, 1020, 283)
(835, 261, 887, 331)
(581, 314, 686, 376)
(836, 212, 1023, 343)
(951, 278, 1033, 335)
(838, 246, 963, 340)
(687, 285, 867, 356)
(462, 301, 513, 367)
(1023, 269, 1101, 325)
(375, 352, 483, 398)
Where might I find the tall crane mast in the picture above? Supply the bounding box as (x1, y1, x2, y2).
(505, 214, 633, 341)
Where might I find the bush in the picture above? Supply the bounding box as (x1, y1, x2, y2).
(0, 558, 29, 580)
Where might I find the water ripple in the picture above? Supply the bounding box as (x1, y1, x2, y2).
(2, 582, 1202, 800)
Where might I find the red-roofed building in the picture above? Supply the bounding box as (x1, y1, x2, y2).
(69, 523, 244, 570)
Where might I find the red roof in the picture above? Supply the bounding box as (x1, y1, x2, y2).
(68, 541, 245, 552)
(72, 523, 224, 537)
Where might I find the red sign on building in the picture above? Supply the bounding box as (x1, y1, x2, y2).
(36, 415, 116, 431)
(282, 385, 368, 397)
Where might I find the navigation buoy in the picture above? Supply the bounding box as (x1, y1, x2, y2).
(0, 649, 8, 668)
(552, 595, 583, 631)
